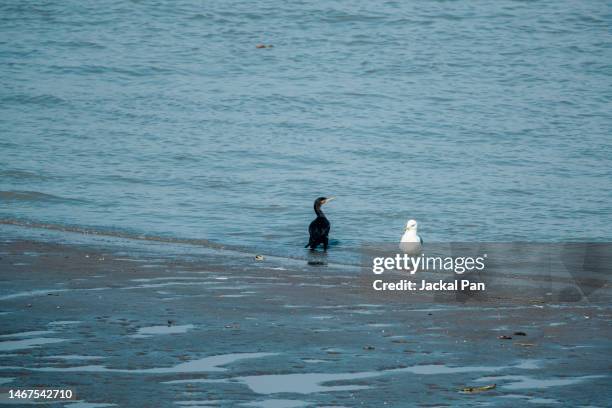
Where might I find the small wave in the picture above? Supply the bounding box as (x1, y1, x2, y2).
(0, 190, 83, 204)
(0, 218, 228, 250)
(46, 64, 177, 77)
(0, 218, 359, 269)
(320, 10, 387, 23)
(41, 40, 106, 49)
(188, 13, 213, 20)
(0, 170, 52, 181)
(0, 94, 67, 107)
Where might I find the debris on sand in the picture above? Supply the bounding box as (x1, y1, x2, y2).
(363, 345, 375, 350)
(498, 335, 512, 340)
(460, 384, 496, 393)
(255, 255, 264, 261)
(256, 44, 273, 49)
(513, 331, 527, 336)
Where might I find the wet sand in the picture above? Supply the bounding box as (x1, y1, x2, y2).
(0, 238, 610, 407)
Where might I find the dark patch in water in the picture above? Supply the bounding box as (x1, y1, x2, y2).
(0, 190, 84, 204)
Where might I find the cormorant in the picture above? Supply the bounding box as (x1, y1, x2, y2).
(305, 197, 334, 250)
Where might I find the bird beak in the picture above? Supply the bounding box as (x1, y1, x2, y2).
(324, 197, 335, 204)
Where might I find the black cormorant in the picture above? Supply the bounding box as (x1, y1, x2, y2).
(305, 197, 334, 250)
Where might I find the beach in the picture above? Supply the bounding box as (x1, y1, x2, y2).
(1, 0, 611, 406)
(1, 231, 610, 407)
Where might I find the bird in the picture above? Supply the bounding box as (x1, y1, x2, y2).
(399, 219, 422, 254)
(305, 197, 334, 250)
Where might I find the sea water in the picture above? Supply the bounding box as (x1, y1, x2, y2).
(1, 0, 610, 264)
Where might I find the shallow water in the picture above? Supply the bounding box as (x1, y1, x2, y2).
(44, 355, 105, 361)
(0, 337, 66, 352)
(1, 352, 278, 374)
(0, 330, 55, 338)
(164, 360, 537, 395)
(476, 374, 606, 390)
(130, 324, 195, 337)
(236, 365, 509, 394)
(243, 400, 308, 408)
(0, 1, 610, 263)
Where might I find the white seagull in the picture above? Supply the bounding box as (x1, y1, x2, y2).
(399, 219, 423, 254)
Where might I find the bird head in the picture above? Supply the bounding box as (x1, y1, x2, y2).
(315, 197, 335, 206)
(405, 219, 418, 231)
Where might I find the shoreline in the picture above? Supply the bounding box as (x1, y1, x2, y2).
(0, 235, 610, 406)
(0, 221, 362, 271)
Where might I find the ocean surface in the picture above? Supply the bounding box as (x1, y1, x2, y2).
(1, 0, 610, 264)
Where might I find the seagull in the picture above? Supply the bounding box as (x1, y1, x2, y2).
(399, 219, 422, 254)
